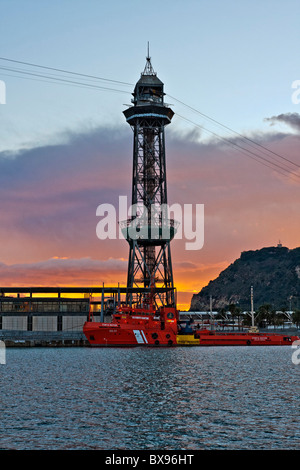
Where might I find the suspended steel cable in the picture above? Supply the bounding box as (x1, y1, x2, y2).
(167, 94, 300, 169)
(1, 56, 298, 180)
(176, 113, 300, 182)
(0, 65, 130, 94)
(0, 70, 113, 92)
(0, 56, 133, 86)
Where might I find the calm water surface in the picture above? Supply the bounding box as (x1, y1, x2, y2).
(0, 346, 299, 450)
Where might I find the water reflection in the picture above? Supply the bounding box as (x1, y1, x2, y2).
(0, 346, 299, 449)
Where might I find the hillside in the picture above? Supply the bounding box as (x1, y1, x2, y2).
(190, 245, 300, 311)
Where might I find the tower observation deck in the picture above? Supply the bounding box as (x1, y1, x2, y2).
(121, 52, 177, 309)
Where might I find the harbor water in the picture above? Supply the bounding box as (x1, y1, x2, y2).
(0, 346, 299, 450)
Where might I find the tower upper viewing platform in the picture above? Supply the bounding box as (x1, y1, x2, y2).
(132, 54, 165, 106)
(124, 52, 174, 126)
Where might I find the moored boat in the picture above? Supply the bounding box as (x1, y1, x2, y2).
(184, 328, 300, 346)
(83, 305, 178, 346)
(83, 306, 299, 347)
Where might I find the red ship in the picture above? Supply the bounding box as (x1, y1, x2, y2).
(179, 328, 300, 346)
(83, 307, 299, 347)
(83, 305, 179, 346)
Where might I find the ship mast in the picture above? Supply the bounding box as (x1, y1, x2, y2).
(251, 285, 254, 328)
(249, 285, 259, 332)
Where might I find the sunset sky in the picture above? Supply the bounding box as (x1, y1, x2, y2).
(0, 0, 300, 310)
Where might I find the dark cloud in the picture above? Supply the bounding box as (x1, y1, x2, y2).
(264, 112, 300, 132)
(0, 126, 132, 262)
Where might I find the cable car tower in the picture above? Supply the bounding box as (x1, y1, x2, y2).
(121, 49, 177, 309)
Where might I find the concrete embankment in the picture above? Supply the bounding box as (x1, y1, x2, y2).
(0, 331, 89, 347)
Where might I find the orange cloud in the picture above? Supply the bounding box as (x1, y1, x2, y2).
(0, 121, 300, 310)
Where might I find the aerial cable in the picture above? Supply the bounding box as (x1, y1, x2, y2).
(0, 70, 125, 93)
(167, 94, 300, 169)
(0, 65, 130, 94)
(0, 56, 133, 86)
(1, 56, 298, 176)
(176, 114, 300, 182)
(176, 113, 300, 180)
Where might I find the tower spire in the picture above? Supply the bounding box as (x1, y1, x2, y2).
(143, 42, 156, 76)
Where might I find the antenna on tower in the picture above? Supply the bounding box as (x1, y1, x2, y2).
(143, 41, 156, 76)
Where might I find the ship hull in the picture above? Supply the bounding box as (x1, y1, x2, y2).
(84, 322, 299, 347)
(83, 306, 179, 347)
(181, 330, 299, 346)
(83, 321, 176, 346)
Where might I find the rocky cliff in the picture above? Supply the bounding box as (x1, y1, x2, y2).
(190, 245, 300, 311)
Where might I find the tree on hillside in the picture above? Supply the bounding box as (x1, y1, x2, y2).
(256, 304, 275, 327)
(227, 303, 242, 330)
